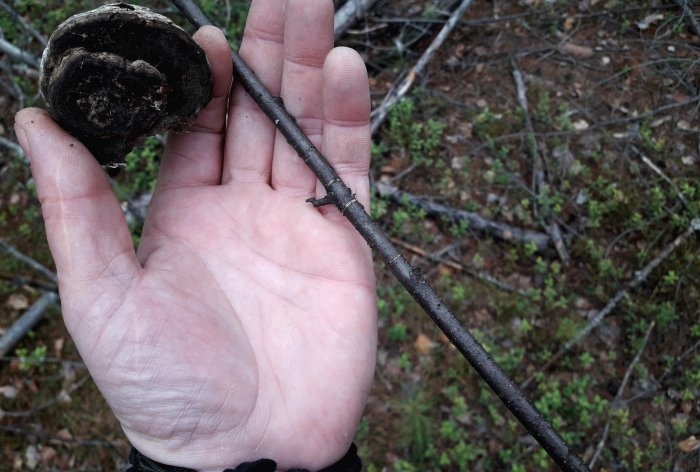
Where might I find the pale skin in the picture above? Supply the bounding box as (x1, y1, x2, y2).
(13, 0, 377, 470)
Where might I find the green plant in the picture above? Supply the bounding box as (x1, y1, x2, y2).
(387, 98, 445, 168)
(395, 386, 433, 460)
(15, 345, 47, 372)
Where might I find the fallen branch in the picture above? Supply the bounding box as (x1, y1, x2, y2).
(0, 36, 40, 68)
(390, 237, 530, 296)
(675, 0, 700, 35)
(374, 180, 553, 252)
(0, 239, 58, 284)
(631, 145, 689, 209)
(0, 291, 58, 357)
(0, 135, 27, 161)
(334, 0, 376, 40)
(172, 1, 590, 470)
(0, 0, 48, 46)
(621, 338, 700, 405)
(588, 321, 655, 469)
(369, 0, 475, 135)
(522, 218, 700, 389)
(511, 58, 570, 265)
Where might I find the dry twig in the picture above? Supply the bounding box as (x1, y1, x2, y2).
(0, 0, 48, 46)
(588, 321, 655, 469)
(0, 239, 58, 284)
(390, 237, 530, 296)
(370, 0, 475, 134)
(0, 135, 27, 161)
(631, 145, 689, 209)
(334, 0, 376, 40)
(0, 291, 59, 357)
(674, 0, 700, 35)
(0, 36, 40, 68)
(374, 181, 552, 252)
(522, 219, 700, 389)
(511, 58, 571, 265)
(622, 338, 700, 405)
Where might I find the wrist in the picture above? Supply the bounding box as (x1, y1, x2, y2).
(127, 443, 361, 472)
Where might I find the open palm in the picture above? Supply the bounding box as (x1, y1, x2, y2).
(14, 0, 377, 470)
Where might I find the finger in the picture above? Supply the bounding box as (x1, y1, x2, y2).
(13, 108, 140, 317)
(157, 26, 232, 189)
(222, 0, 286, 185)
(270, 0, 334, 197)
(319, 48, 372, 217)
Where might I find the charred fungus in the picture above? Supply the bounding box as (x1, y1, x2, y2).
(40, 3, 213, 166)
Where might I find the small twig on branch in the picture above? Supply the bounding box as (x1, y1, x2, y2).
(172, 1, 590, 470)
(522, 218, 700, 389)
(334, 0, 376, 40)
(374, 180, 553, 252)
(0, 239, 58, 284)
(588, 321, 655, 470)
(511, 57, 571, 266)
(674, 0, 700, 35)
(0, 36, 40, 68)
(369, 0, 475, 135)
(0, 291, 59, 357)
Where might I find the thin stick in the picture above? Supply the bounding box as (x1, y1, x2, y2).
(171, 1, 590, 470)
(334, 0, 376, 40)
(522, 219, 700, 388)
(0, 291, 58, 357)
(374, 180, 552, 252)
(631, 145, 689, 209)
(390, 237, 530, 296)
(0, 239, 58, 284)
(622, 338, 700, 405)
(511, 57, 570, 265)
(0, 135, 27, 161)
(588, 321, 655, 469)
(369, 0, 475, 135)
(675, 0, 700, 35)
(0, 36, 40, 68)
(0, 0, 48, 46)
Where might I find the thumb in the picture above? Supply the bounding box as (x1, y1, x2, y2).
(14, 108, 140, 317)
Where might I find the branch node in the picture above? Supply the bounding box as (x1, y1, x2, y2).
(306, 194, 335, 208)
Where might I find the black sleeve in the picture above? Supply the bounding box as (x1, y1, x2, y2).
(127, 443, 361, 472)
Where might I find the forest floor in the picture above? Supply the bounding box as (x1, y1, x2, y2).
(0, 1, 699, 471)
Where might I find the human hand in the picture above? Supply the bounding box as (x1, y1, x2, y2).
(13, 0, 376, 470)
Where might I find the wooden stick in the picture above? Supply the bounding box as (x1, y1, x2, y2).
(0, 239, 58, 284)
(522, 218, 700, 388)
(0, 291, 58, 357)
(0, 36, 39, 68)
(675, 0, 700, 35)
(334, 0, 376, 40)
(588, 321, 655, 469)
(511, 57, 571, 266)
(375, 180, 553, 252)
(369, 0, 475, 135)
